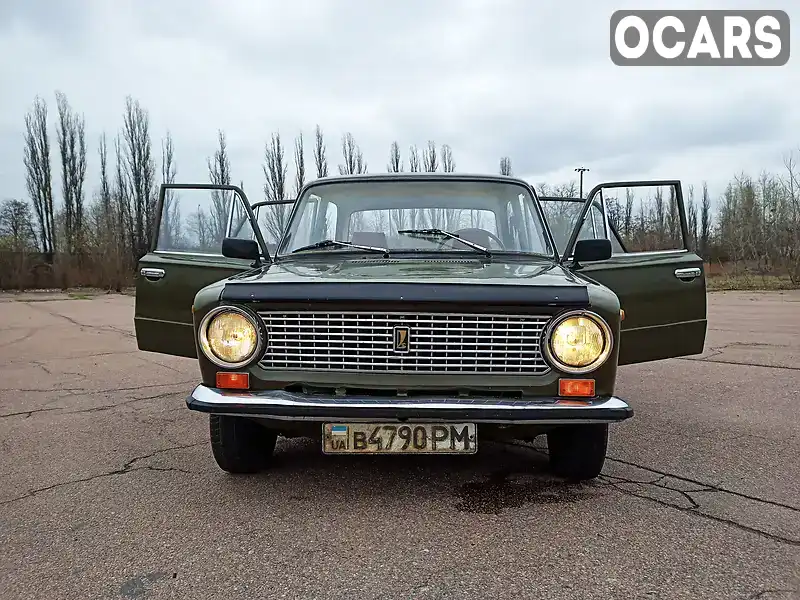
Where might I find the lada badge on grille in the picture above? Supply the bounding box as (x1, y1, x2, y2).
(393, 326, 411, 353)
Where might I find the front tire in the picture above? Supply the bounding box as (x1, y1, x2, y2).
(209, 415, 277, 474)
(547, 424, 608, 481)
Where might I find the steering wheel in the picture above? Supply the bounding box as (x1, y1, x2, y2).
(437, 228, 506, 251)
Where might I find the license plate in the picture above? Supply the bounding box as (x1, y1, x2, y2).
(322, 423, 477, 454)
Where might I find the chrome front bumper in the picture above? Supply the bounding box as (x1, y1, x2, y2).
(186, 385, 633, 424)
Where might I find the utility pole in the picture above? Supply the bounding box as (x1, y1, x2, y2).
(575, 167, 589, 198)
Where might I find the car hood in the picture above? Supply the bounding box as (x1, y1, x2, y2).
(228, 257, 585, 286)
(217, 257, 593, 307)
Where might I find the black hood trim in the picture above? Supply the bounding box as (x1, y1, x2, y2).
(220, 282, 589, 307)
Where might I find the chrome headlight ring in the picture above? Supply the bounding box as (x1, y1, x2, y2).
(197, 305, 266, 369)
(542, 309, 614, 375)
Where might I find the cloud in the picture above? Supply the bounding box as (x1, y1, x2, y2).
(0, 0, 797, 212)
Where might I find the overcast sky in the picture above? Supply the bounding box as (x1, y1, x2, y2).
(1, 0, 798, 211)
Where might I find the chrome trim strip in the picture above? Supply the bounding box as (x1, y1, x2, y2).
(188, 384, 630, 424)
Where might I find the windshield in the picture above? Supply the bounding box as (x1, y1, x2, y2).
(276, 179, 555, 258)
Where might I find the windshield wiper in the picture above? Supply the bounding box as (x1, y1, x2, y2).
(397, 228, 492, 257)
(290, 239, 389, 255)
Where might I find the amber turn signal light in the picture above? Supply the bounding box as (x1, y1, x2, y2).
(216, 372, 250, 390)
(558, 378, 595, 398)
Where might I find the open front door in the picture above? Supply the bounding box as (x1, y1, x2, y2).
(560, 180, 707, 365)
(134, 184, 269, 358)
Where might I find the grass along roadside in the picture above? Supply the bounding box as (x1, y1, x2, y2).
(706, 274, 798, 292)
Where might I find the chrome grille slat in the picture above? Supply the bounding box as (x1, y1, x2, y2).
(258, 311, 551, 375)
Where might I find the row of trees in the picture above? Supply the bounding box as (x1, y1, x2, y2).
(7, 93, 466, 257)
(1, 92, 799, 289)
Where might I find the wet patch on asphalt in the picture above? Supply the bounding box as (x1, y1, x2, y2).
(455, 470, 596, 514)
(119, 572, 176, 599)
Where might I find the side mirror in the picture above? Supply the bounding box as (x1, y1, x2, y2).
(222, 237, 261, 261)
(573, 238, 612, 264)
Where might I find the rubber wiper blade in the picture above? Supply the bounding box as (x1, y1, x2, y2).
(397, 228, 492, 257)
(291, 239, 389, 254)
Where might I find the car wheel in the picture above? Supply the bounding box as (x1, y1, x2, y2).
(547, 424, 608, 481)
(209, 415, 278, 474)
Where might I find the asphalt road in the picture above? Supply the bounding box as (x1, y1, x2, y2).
(1, 290, 798, 600)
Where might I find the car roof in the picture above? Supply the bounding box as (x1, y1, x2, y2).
(302, 171, 534, 189)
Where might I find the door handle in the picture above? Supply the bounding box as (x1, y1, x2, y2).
(674, 267, 701, 281)
(140, 268, 165, 281)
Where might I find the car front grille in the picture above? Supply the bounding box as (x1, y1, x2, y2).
(257, 311, 552, 375)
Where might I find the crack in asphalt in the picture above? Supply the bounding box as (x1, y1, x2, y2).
(0, 442, 207, 506)
(501, 441, 800, 547)
(59, 390, 186, 415)
(604, 479, 799, 547)
(0, 390, 189, 419)
(605, 455, 800, 513)
(0, 407, 63, 419)
(0, 327, 40, 348)
(0, 379, 196, 398)
(599, 474, 705, 509)
(22, 301, 136, 339)
(1, 350, 143, 368)
(677, 356, 800, 371)
(747, 589, 798, 599)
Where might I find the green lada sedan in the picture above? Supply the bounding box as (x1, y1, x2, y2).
(134, 173, 707, 481)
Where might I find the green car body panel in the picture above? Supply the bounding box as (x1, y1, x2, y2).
(181, 258, 624, 397)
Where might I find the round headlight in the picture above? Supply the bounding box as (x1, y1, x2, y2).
(545, 311, 613, 374)
(198, 306, 263, 368)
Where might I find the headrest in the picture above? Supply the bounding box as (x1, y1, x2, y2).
(351, 231, 388, 248)
(453, 228, 493, 249)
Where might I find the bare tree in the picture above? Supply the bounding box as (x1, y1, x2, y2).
(160, 131, 179, 247)
(624, 187, 634, 239)
(440, 144, 455, 172)
(207, 129, 231, 241)
(339, 132, 367, 175)
(0, 199, 36, 251)
(23, 96, 55, 254)
(294, 131, 305, 197)
(55, 91, 87, 253)
(388, 141, 403, 172)
(98, 133, 112, 221)
(386, 141, 405, 229)
(314, 125, 328, 178)
(262, 132, 289, 243)
(121, 96, 157, 259)
(653, 186, 665, 244)
(700, 181, 711, 260)
(499, 156, 513, 176)
(667, 185, 680, 247)
(408, 145, 421, 173)
(782, 152, 800, 282)
(113, 134, 131, 258)
(439, 144, 459, 225)
(0, 197, 37, 290)
(423, 140, 438, 172)
(687, 184, 698, 253)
